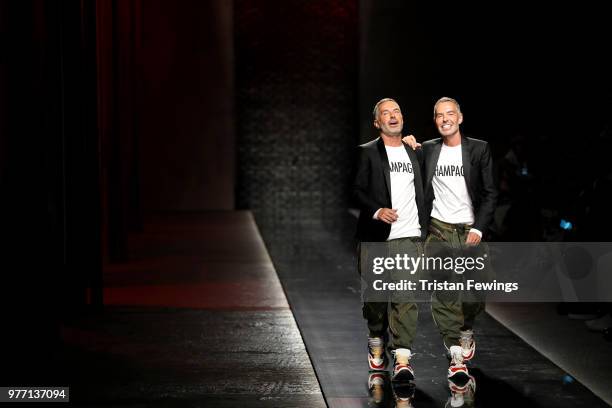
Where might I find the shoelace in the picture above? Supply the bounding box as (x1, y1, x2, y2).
(368, 338, 384, 361)
(368, 337, 383, 348)
(459, 331, 473, 349)
(450, 348, 464, 365)
(391, 349, 417, 366)
(390, 349, 417, 357)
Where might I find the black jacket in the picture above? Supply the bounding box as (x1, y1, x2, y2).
(352, 137, 428, 242)
(422, 135, 498, 234)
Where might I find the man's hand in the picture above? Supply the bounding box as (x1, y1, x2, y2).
(401, 134, 421, 150)
(465, 232, 481, 246)
(377, 208, 398, 224)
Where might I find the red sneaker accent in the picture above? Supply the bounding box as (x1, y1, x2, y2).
(449, 365, 468, 373)
(392, 363, 415, 382)
(368, 337, 386, 371)
(462, 347, 475, 361)
(369, 357, 386, 371)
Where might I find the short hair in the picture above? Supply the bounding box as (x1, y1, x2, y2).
(433, 97, 461, 118)
(373, 98, 398, 119)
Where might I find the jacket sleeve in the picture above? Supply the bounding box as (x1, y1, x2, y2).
(352, 147, 381, 219)
(473, 142, 498, 233)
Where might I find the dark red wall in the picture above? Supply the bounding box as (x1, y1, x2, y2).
(138, 0, 235, 212)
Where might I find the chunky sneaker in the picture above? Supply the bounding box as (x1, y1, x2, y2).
(448, 345, 469, 383)
(391, 348, 415, 382)
(367, 372, 389, 406)
(368, 337, 387, 370)
(459, 329, 475, 361)
(446, 375, 476, 408)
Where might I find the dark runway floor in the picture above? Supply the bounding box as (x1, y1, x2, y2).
(57, 212, 326, 407)
(50, 212, 609, 407)
(260, 215, 610, 408)
(61, 307, 324, 407)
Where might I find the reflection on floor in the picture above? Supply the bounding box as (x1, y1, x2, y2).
(59, 212, 326, 407)
(487, 302, 612, 406)
(260, 215, 610, 407)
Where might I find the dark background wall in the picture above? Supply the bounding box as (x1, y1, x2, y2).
(360, 2, 611, 146)
(139, 0, 235, 212)
(1, 0, 237, 381)
(93, 0, 234, 265)
(1, 0, 100, 382)
(2, 0, 611, 384)
(235, 0, 358, 232)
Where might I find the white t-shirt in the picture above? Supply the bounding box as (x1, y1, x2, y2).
(384, 146, 421, 240)
(431, 143, 475, 225)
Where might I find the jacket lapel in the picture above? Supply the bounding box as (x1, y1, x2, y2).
(376, 138, 391, 201)
(426, 139, 443, 189)
(404, 144, 424, 206)
(461, 135, 473, 196)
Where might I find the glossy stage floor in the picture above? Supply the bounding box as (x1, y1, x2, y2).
(57, 212, 609, 407)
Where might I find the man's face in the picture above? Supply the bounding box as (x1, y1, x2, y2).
(375, 101, 403, 137)
(434, 101, 463, 138)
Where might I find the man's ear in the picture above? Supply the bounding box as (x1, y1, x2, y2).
(458, 114, 464, 125)
(374, 120, 380, 129)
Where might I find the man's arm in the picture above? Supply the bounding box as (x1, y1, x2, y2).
(352, 147, 398, 224)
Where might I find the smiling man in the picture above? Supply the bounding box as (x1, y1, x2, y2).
(405, 96, 498, 383)
(353, 98, 428, 386)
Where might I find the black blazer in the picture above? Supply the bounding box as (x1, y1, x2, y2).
(352, 137, 428, 242)
(422, 135, 498, 234)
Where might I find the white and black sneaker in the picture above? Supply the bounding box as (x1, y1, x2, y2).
(368, 336, 387, 371)
(459, 330, 475, 361)
(391, 348, 415, 383)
